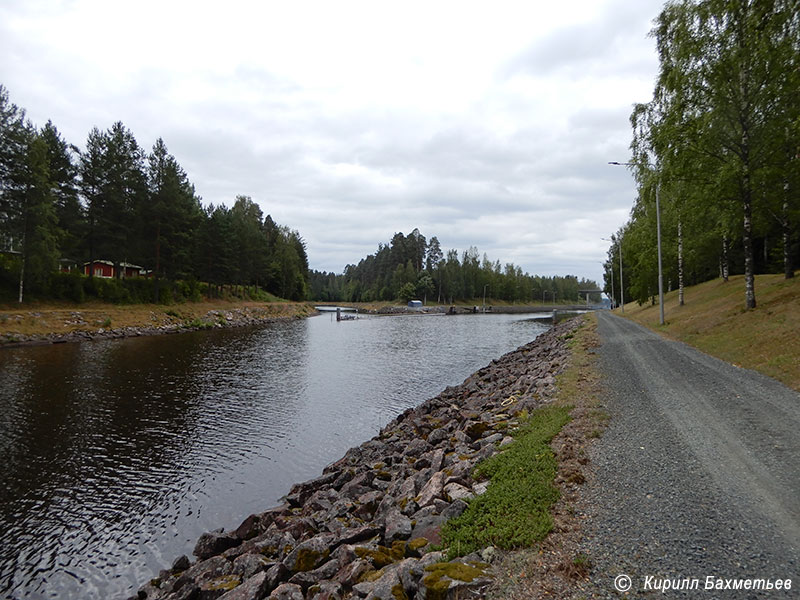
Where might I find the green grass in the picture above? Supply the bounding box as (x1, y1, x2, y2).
(620, 273, 800, 391)
(441, 405, 571, 559)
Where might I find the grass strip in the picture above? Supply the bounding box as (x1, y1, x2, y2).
(441, 404, 571, 559)
(619, 273, 800, 391)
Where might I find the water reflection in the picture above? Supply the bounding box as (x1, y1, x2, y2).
(0, 313, 546, 599)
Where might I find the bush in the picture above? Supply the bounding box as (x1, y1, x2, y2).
(49, 271, 85, 302)
(122, 277, 154, 303)
(177, 278, 203, 302)
(441, 405, 571, 558)
(398, 282, 417, 303)
(3, 267, 270, 306)
(0, 254, 21, 302)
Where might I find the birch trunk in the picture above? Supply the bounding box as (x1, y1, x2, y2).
(784, 184, 794, 279)
(678, 220, 684, 306)
(743, 189, 756, 309)
(722, 236, 729, 282)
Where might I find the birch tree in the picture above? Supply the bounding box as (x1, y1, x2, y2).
(633, 0, 799, 309)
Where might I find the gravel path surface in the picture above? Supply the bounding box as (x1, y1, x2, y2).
(578, 311, 799, 598)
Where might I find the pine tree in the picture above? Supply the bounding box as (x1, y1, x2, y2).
(40, 120, 82, 261)
(0, 85, 30, 254)
(17, 135, 59, 299)
(144, 138, 202, 296)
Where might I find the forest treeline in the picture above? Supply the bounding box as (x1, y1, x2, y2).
(606, 0, 799, 309)
(0, 85, 309, 304)
(310, 229, 601, 304)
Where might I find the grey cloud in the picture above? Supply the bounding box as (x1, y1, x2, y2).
(502, 0, 662, 79)
(0, 1, 656, 285)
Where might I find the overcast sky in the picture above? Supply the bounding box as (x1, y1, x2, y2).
(1, 0, 666, 285)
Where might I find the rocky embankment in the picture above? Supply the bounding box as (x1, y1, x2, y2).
(131, 318, 581, 600)
(0, 305, 313, 348)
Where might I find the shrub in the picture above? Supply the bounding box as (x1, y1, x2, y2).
(441, 405, 571, 558)
(48, 271, 85, 303)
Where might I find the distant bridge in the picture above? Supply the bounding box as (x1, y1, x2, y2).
(578, 289, 604, 305)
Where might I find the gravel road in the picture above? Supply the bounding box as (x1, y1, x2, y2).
(578, 311, 799, 598)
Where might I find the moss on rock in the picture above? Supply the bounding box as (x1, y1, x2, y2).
(421, 562, 490, 600)
(206, 574, 241, 591)
(408, 537, 429, 552)
(390, 540, 407, 560)
(354, 546, 394, 568)
(294, 547, 330, 572)
(392, 582, 410, 600)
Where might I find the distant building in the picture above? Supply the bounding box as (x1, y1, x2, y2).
(59, 258, 79, 273)
(83, 260, 147, 279)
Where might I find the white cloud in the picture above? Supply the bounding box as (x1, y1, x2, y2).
(0, 0, 666, 286)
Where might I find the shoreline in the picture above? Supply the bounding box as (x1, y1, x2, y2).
(317, 303, 596, 316)
(130, 316, 586, 600)
(0, 301, 317, 348)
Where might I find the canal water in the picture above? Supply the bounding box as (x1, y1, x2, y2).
(0, 312, 549, 599)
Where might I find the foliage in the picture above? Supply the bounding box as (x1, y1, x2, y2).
(607, 1, 800, 310)
(310, 228, 601, 304)
(624, 273, 800, 391)
(397, 282, 417, 303)
(441, 405, 571, 558)
(0, 84, 310, 303)
(48, 271, 85, 302)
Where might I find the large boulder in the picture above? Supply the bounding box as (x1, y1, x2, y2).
(418, 561, 493, 600)
(308, 580, 344, 600)
(443, 482, 473, 502)
(283, 534, 335, 573)
(409, 514, 447, 546)
(232, 553, 272, 580)
(383, 508, 412, 543)
(194, 529, 241, 560)
(416, 471, 446, 507)
(268, 582, 304, 600)
(217, 571, 270, 600)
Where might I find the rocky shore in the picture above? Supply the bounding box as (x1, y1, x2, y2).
(0, 304, 314, 348)
(131, 317, 581, 600)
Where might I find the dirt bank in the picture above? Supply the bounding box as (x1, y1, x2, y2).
(0, 301, 316, 348)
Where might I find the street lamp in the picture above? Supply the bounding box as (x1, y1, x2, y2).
(609, 161, 663, 324)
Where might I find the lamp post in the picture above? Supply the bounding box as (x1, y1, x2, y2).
(482, 284, 488, 313)
(655, 182, 665, 325)
(617, 237, 624, 314)
(609, 161, 663, 324)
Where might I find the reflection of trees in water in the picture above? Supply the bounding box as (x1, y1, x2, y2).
(0, 320, 311, 599)
(1, 314, 541, 599)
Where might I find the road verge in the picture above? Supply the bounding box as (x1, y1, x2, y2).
(487, 312, 606, 599)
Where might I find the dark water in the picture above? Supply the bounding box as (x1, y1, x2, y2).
(0, 312, 548, 599)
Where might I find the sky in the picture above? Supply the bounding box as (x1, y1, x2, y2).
(0, 0, 667, 286)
